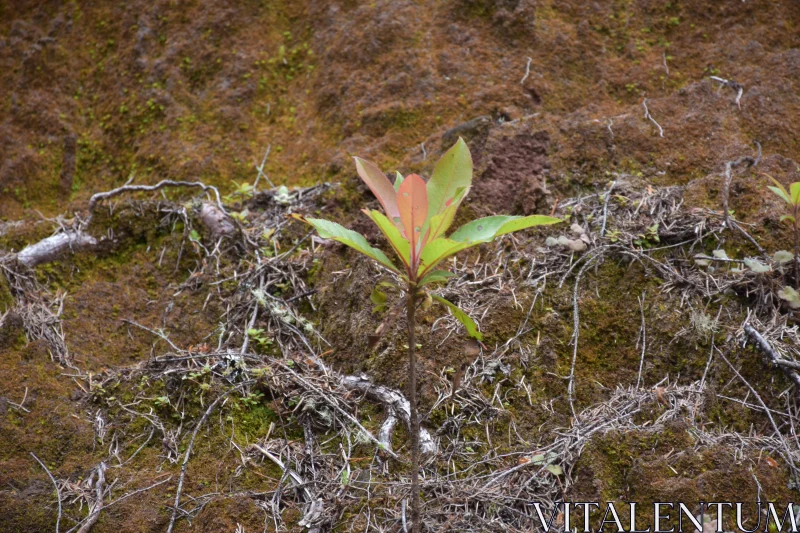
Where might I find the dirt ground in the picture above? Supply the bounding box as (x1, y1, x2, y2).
(2, 0, 800, 531)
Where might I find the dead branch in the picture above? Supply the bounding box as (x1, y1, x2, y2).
(16, 231, 98, 268)
(520, 57, 533, 85)
(710, 76, 744, 109)
(715, 347, 799, 483)
(743, 323, 800, 389)
(599, 181, 616, 237)
(722, 144, 761, 231)
(254, 145, 275, 189)
(642, 98, 664, 137)
(252, 444, 313, 501)
(167, 390, 233, 533)
(276, 362, 403, 460)
(31, 452, 63, 533)
(76, 462, 106, 533)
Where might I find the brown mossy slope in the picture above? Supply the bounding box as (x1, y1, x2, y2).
(3, 0, 800, 530)
(3, 1, 798, 217)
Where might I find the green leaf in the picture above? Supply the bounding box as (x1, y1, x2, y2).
(364, 209, 410, 268)
(768, 186, 792, 204)
(418, 238, 471, 276)
(354, 157, 402, 228)
(426, 138, 473, 218)
(431, 294, 482, 340)
(417, 215, 561, 277)
(426, 186, 468, 242)
(791, 182, 800, 205)
(545, 464, 563, 476)
(780, 214, 796, 224)
(394, 171, 404, 192)
(370, 287, 388, 312)
(418, 270, 455, 286)
(449, 215, 561, 243)
(766, 174, 792, 204)
(300, 216, 401, 274)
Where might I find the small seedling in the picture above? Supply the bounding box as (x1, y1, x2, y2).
(766, 174, 800, 289)
(224, 180, 255, 203)
(294, 138, 560, 531)
(247, 327, 273, 350)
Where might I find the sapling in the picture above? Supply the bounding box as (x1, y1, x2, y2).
(294, 138, 560, 532)
(766, 174, 800, 288)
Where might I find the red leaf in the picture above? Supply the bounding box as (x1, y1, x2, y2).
(354, 157, 402, 228)
(397, 174, 428, 268)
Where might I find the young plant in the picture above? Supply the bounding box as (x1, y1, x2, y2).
(766, 174, 800, 288)
(293, 138, 560, 531)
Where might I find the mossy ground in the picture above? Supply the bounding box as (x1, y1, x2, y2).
(3, 0, 800, 530)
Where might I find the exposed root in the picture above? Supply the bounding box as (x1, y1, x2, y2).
(341, 374, 437, 455)
(16, 231, 98, 269)
(76, 462, 107, 533)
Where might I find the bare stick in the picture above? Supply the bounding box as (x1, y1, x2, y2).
(166, 391, 232, 533)
(599, 181, 616, 237)
(17, 232, 98, 268)
(642, 98, 664, 137)
(716, 348, 799, 481)
(636, 292, 646, 389)
(254, 145, 275, 189)
(407, 287, 420, 533)
(520, 57, 533, 85)
(568, 256, 600, 417)
(743, 324, 800, 389)
(251, 444, 313, 501)
(240, 302, 259, 355)
(30, 452, 62, 533)
(76, 462, 106, 533)
(722, 144, 761, 231)
(278, 363, 401, 460)
(710, 76, 744, 109)
(65, 476, 172, 533)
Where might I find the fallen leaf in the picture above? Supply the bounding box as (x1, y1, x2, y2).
(655, 387, 669, 405)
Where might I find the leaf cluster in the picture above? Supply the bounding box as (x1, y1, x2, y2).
(295, 139, 561, 338)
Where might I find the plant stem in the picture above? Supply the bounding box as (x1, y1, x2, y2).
(794, 215, 799, 290)
(406, 284, 421, 533)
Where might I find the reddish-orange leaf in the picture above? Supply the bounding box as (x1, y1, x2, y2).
(397, 174, 428, 267)
(354, 157, 402, 228)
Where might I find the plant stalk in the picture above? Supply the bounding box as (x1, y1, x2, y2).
(794, 214, 799, 290)
(406, 284, 421, 533)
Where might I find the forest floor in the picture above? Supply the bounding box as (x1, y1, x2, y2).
(2, 1, 800, 532)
